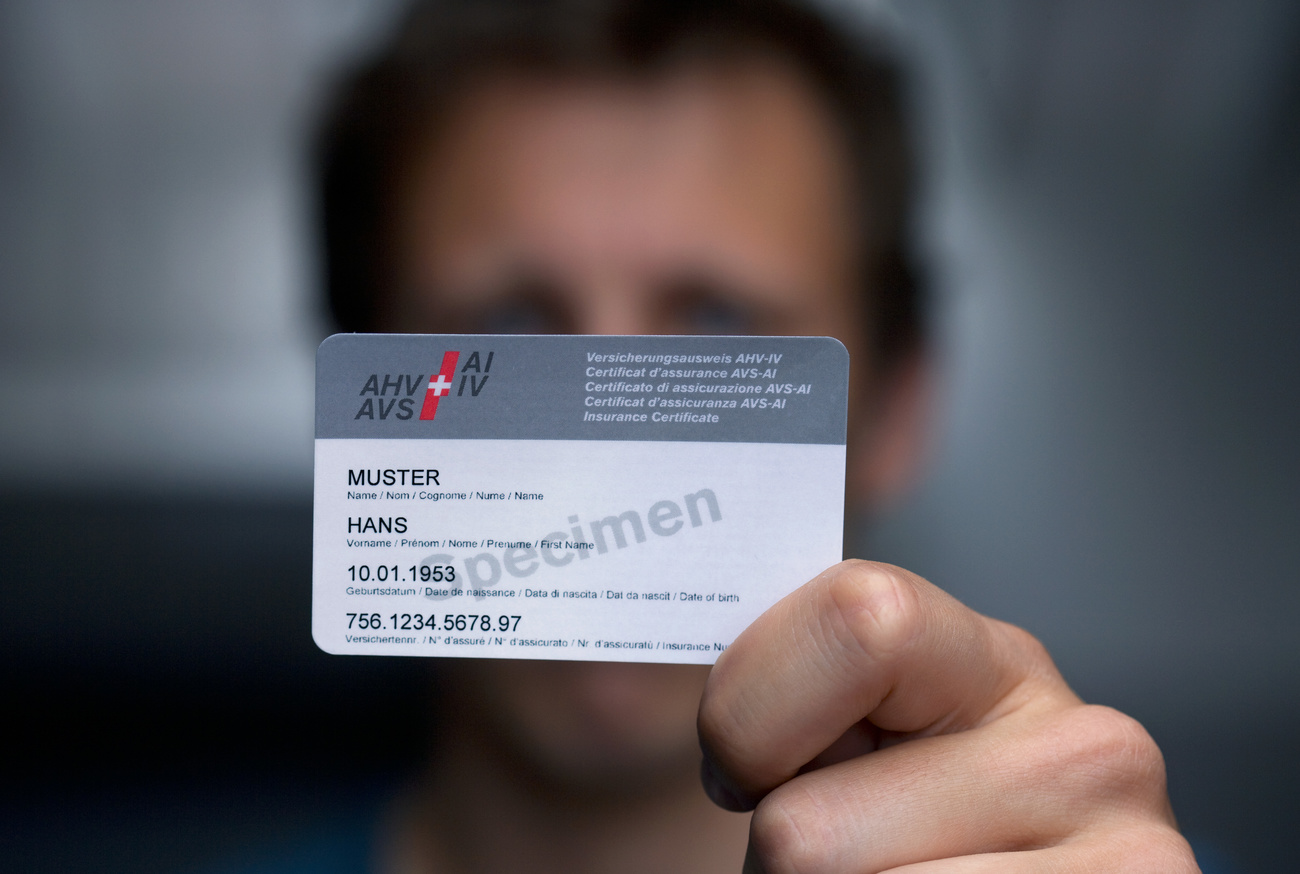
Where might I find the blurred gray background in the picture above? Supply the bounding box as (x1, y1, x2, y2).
(1, 1, 1296, 871)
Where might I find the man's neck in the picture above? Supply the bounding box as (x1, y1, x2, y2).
(382, 728, 750, 874)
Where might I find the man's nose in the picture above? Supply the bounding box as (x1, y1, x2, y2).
(572, 279, 654, 335)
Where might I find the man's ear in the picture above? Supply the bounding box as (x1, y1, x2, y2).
(846, 350, 933, 514)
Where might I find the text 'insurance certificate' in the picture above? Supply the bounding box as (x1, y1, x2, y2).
(313, 334, 847, 663)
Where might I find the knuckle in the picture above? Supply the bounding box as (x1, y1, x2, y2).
(748, 784, 835, 874)
(824, 561, 925, 663)
(1150, 828, 1201, 873)
(1109, 825, 1200, 873)
(1048, 705, 1169, 805)
(999, 621, 1054, 672)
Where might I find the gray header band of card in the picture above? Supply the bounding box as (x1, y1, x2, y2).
(317, 334, 848, 445)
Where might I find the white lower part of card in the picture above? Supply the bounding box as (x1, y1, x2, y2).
(313, 438, 844, 663)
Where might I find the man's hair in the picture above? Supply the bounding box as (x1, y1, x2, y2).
(317, 0, 924, 370)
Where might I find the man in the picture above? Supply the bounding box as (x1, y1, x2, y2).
(316, 0, 1195, 870)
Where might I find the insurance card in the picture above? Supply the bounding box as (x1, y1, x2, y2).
(313, 334, 847, 663)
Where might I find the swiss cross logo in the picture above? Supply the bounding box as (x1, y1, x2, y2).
(419, 350, 460, 420)
(354, 350, 495, 422)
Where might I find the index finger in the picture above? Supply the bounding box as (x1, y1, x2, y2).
(697, 560, 1071, 808)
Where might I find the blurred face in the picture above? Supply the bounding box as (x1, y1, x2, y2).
(388, 59, 873, 791)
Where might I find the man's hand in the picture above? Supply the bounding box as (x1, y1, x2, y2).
(698, 560, 1197, 872)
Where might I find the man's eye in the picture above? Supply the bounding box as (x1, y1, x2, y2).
(683, 299, 754, 334)
(458, 277, 570, 334)
(661, 279, 759, 335)
(472, 300, 559, 334)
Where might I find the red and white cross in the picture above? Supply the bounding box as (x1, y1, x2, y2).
(419, 350, 460, 420)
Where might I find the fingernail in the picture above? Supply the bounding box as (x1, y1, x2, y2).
(699, 756, 755, 812)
